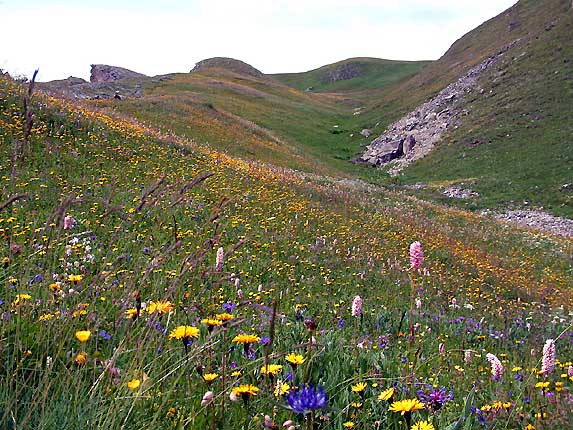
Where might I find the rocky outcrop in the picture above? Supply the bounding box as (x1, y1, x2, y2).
(324, 63, 362, 83)
(39, 66, 149, 100)
(494, 210, 573, 237)
(359, 41, 519, 175)
(442, 186, 479, 199)
(90, 64, 147, 83)
(191, 57, 264, 78)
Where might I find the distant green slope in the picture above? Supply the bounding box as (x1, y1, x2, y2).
(395, 0, 573, 217)
(92, 67, 367, 176)
(272, 57, 430, 93)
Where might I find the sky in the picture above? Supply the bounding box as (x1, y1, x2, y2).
(0, 0, 517, 82)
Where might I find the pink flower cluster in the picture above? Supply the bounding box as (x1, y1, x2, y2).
(409, 241, 424, 271)
(215, 247, 224, 271)
(541, 339, 556, 375)
(351, 295, 362, 317)
(486, 353, 504, 381)
(63, 215, 74, 230)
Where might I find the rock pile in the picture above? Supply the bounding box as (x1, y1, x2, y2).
(494, 210, 573, 238)
(90, 64, 147, 83)
(442, 186, 479, 199)
(359, 42, 519, 175)
(324, 63, 362, 83)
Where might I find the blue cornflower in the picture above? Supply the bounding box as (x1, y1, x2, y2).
(286, 385, 327, 414)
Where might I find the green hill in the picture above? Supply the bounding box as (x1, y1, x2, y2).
(272, 57, 429, 93)
(388, 0, 573, 217)
(87, 63, 371, 177)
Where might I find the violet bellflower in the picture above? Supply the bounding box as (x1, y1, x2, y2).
(417, 386, 453, 411)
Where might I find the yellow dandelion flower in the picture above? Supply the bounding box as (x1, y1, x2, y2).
(12, 293, 31, 306)
(68, 274, 83, 283)
(203, 373, 219, 383)
(231, 371, 242, 377)
(125, 308, 139, 319)
(74, 352, 87, 365)
(201, 318, 223, 327)
(389, 399, 425, 415)
(127, 379, 141, 390)
(378, 387, 395, 401)
(285, 353, 305, 365)
(75, 330, 91, 343)
(215, 313, 233, 322)
(261, 364, 283, 376)
(232, 384, 259, 400)
(232, 334, 260, 344)
(147, 300, 174, 314)
(49, 283, 62, 292)
(411, 420, 435, 430)
(274, 381, 291, 397)
(169, 325, 200, 340)
(343, 422, 355, 428)
(351, 382, 367, 393)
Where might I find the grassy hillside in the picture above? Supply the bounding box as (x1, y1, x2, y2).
(1, 74, 572, 429)
(34, 2, 572, 221)
(88, 66, 382, 178)
(272, 58, 429, 93)
(395, 0, 573, 217)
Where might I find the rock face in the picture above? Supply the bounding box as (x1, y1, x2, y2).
(191, 57, 264, 78)
(359, 41, 519, 175)
(90, 64, 147, 83)
(324, 63, 362, 83)
(39, 66, 150, 99)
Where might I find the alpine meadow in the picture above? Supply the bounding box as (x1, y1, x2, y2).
(1, 0, 572, 429)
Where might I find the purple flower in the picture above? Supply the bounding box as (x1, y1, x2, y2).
(99, 330, 111, 340)
(222, 302, 237, 312)
(337, 318, 346, 330)
(286, 385, 327, 414)
(285, 371, 294, 381)
(417, 386, 453, 411)
(259, 336, 271, 346)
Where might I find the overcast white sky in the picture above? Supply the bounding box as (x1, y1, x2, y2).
(0, 0, 517, 82)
